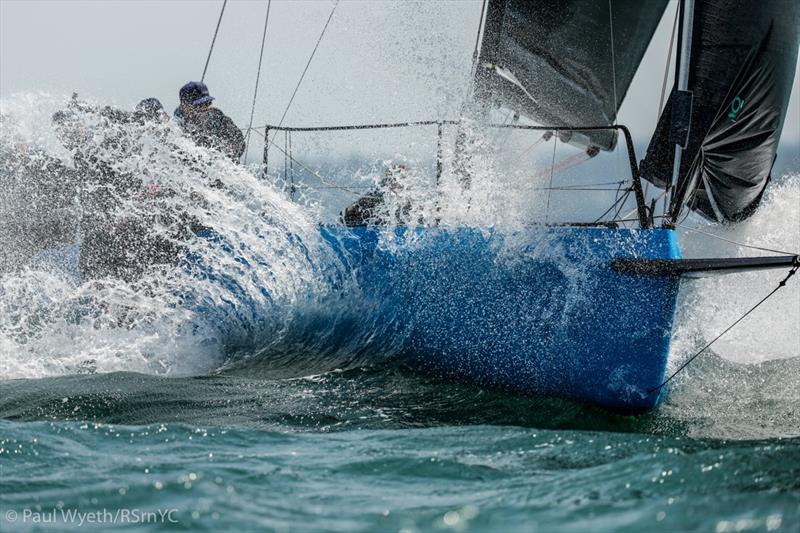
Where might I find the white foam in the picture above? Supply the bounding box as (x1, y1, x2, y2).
(1, 93, 798, 384)
(1, 94, 346, 379)
(672, 177, 800, 365)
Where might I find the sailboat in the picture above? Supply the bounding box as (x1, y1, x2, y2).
(233, 0, 797, 412)
(21, 1, 796, 413)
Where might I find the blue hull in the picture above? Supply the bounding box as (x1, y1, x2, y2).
(37, 226, 681, 413)
(318, 226, 682, 413)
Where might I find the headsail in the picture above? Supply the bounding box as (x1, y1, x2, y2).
(641, 0, 800, 223)
(472, 0, 668, 151)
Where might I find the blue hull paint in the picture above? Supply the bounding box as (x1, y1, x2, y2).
(317, 226, 682, 413)
(38, 226, 681, 413)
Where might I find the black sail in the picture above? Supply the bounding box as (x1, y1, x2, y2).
(641, 0, 800, 223)
(473, 0, 668, 151)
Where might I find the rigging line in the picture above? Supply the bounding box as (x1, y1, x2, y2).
(532, 183, 627, 191)
(531, 151, 592, 182)
(649, 264, 799, 393)
(676, 224, 799, 256)
(532, 187, 629, 192)
(606, 180, 628, 223)
(554, 180, 627, 188)
(524, 180, 627, 191)
(284, 130, 289, 196)
(471, 0, 489, 64)
(201, 0, 228, 82)
(289, 131, 295, 198)
(249, 127, 362, 196)
(464, 0, 490, 105)
(647, 2, 681, 201)
(545, 134, 558, 221)
(607, 0, 624, 196)
(507, 132, 550, 164)
(675, 202, 693, 226)
(244, 0, 272, 162)
(658, 2, 681, 115)
(266, 0, 339, 154)
(608, 0, 619, 122)
(621, 217, 646, 222)
(610, 187, 633, 223)
(619, 186, 670, 223)
(592, 185, 632, 224)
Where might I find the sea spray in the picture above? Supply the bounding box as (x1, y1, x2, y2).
(0, 94, 355, 379)
(1, 94, 798, 417)
(672, 176, 800, 365)
(659, 176, 800, 437)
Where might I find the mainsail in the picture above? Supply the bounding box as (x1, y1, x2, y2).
(472, 0, 668, 151)
(641, 0, 800, 223)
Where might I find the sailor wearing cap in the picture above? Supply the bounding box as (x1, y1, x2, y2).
(174, 81, 244, 162)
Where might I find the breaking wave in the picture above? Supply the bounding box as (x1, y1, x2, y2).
(1, 94, 361, 379)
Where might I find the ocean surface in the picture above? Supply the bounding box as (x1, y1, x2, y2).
(2, 357, 799, 532)
(1, 96, 799, 532)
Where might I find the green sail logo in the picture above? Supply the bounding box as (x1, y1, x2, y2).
(728, 96, 744, 122)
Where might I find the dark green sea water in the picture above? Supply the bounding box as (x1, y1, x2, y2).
(2, 355, 799, 532)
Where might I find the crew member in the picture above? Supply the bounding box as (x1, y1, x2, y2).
(341, 164, 413, 226)
(52, 103, 182, 281)
(174, 81, 245, 162)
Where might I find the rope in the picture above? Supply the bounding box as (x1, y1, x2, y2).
(244, 0, 272, 162)
(249, 127, 361, 196)
(546, 180, 627, 189)
(545, 134, 558, 221)
(265, 0, 339, 155)
(463, 0, 490, 108)
(676, 224, 799, 256)
(649, 264, 799, 393)
(534, 184, 627, 192)
(593, 184, 631, 224)
(201, 0, 228, 82)
(531, 150, 592, 182)
(611, 187, 633, 223)
(507, 132, 551, 164)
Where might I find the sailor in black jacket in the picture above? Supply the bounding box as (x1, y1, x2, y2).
(174, 82, 245, 162)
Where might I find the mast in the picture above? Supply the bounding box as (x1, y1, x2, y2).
(666, 0, 694, 225)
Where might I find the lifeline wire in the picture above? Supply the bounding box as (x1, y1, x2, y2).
(249, 127, 361, 195)
(648, 264, 799, 393)
(201, 0, 228, 82)
(244, 0, 273, 162)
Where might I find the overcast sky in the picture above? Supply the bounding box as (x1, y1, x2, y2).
(2, 0, 798, 163)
